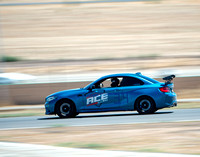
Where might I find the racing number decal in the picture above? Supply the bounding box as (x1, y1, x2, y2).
(86, 93, 108, 107)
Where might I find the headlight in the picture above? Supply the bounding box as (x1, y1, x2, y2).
(46, 96, 57, 102)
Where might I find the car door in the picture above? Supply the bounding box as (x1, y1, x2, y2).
(102, 87, 121, 109)
(83, 77, 121, 111)
(84, 87, 121, 111)
(84, 88, 107, 110)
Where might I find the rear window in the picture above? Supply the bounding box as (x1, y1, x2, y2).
(120, 77, 144, 87)
(138, 75, 159, 84)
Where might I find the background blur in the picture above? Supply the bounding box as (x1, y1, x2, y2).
(0, 0, 200, 156)
(0, 0, 200, 106)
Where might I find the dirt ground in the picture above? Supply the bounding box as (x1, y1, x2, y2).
(2, 57, 200, 76)
(0, 1, 200, 60)
(0, 121, 199, 155)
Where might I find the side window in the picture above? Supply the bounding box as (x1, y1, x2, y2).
(94, 77, 122, 88)
(101, 78, 111, 88)
(94, 78, 111, 88)
(120, 77, 144, 87)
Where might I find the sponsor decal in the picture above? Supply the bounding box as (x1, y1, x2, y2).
(87, 93, 108, 107)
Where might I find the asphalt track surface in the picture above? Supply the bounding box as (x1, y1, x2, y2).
(0, 108, 200, 130)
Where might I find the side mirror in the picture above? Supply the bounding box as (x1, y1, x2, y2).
(89, 85, 95, 91)
(95, 83, 104, 89)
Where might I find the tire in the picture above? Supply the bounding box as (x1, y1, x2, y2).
(56, 101, 76, 118)
(71, 112, 79, 118)
(135, 97, 156, 114)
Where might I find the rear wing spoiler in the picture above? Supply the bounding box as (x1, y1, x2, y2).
(163, 75, 175, 85)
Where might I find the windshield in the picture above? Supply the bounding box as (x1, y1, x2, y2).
(84, 81, 95, 90)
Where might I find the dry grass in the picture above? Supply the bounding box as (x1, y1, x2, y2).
(0, 121, 200, 154)
(0, 108, 44, 118)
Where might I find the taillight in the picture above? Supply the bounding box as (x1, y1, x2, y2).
(159, 87, 170, 93)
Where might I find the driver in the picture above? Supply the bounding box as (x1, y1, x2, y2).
(111, 78, 120, 87)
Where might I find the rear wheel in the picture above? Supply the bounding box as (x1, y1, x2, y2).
(56, 101, 76, 118)
(135, 97, 156, 114)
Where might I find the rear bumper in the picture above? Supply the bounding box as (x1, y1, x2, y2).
(165, 100, 177, 108)
(156, 92, 177, 109)
(170, 101, 177, 107)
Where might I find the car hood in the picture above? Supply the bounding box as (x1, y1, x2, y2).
(47, 88, 83, 98)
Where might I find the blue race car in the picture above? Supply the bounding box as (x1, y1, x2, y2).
(45, 73, 177, 118)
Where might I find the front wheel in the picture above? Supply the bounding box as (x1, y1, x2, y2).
(135, 97, 156, 114)
(56, 101, 76, 118)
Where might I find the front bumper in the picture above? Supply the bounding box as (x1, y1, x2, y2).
(45, 102, 55, 115)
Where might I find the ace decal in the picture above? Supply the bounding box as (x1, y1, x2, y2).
(86, 93, 108, 107)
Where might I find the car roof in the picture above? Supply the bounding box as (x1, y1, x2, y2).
(84, 72, 159, 89)
(98, 72, 159, 84)
(100, 73, 141, 79)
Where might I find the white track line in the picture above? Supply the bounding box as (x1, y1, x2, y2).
(0, 142, 199, 157)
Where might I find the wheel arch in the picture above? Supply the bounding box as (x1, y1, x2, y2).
(134, 95, 156, 110)
(54, 98, 77, 114)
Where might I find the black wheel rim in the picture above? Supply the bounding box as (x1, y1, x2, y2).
(139, 99, 151, 112)
(60, 103, 70, 116)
